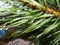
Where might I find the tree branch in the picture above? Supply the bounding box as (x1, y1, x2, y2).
(19, 0, 60, 18)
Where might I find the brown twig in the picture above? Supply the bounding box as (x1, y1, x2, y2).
(19, 0, 60, 17)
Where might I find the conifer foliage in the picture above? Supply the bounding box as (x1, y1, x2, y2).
(0, 0, 60, 45)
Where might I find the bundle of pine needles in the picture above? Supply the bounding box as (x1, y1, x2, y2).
(0, 0, 60, 45)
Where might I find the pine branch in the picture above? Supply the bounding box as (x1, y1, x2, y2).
(0, 0, 60, 45)
(19, 0, 60, 17)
